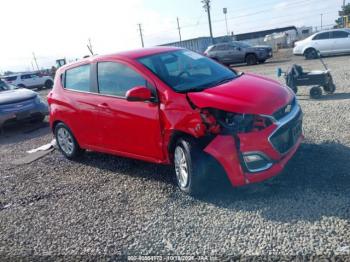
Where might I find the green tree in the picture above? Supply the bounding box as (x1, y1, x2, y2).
(335, 3, 350, 27)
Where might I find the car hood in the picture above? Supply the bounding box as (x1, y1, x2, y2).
(187, 73, 294, 115)
(0, 88, 37, 105)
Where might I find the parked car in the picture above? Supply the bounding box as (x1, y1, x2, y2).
(204, 41, 273, 65)
(3, 72, 54, 90)
(293, 29, 350, 59)
(0, 79, 48, 128)
(48, 47, 303, 196)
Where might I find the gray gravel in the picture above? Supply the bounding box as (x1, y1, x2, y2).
(0, 50, 349, 259)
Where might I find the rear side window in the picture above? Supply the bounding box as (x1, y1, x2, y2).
(331, 31, 349, 39)
(97, 62, 146, 97)
(4, 76, 17, 81)
(313, 32, 330, 40)
(65, 64, 90, 92)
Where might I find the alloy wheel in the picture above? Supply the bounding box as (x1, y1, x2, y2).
(174, 146, 189, 188)
(57, 127, 74, 155)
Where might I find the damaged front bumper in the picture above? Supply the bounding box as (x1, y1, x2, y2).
(204, 104, 303, 186)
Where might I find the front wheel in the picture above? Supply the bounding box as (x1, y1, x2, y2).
(246, 54, 257, 65)
(304, 48, 318, 59)
(174, 139, 208, 196)
(55, 123, 84, 159)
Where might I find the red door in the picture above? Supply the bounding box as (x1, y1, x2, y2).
(92, 60, 164, 162)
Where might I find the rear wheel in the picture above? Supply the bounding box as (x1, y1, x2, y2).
(304, 48, 318, 59)
(55, 123, 84, 159)
(44, 79, 53, 89)
(310, 86, 322, 99)
(174, 138, 208, 196)
(246, 54, 257, 65)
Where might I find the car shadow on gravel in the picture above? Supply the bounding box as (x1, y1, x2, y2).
(75, 151, 175, 184)
(198, 142, 350, 222)
(0, 121, 50, 145)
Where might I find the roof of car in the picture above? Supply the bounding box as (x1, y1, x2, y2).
(59, 46, 183, 71)
(95, 46, 183, 62)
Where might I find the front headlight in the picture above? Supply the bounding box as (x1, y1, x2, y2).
(204, 109, 273, 134)
(34, 95, 45, 104)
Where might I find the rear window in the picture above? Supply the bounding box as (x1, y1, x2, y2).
(64, 64, 90, 92)
(4, 76, 17, 81)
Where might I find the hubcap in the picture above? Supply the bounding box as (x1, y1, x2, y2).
(57, 128, 74, 155)
(174, 146, 189, 188)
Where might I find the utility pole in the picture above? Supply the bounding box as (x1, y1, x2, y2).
(87, 38, 94, 55)
(223, 7, 229, 36)
(137, 23, 144, 48)
(32, 52, 39, 71)
(202, 0, 213, 43)
(320, 13, 323, 30)
(177, 17, 182, 43)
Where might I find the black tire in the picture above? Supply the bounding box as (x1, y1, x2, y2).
(44, 80, 53, 89)
(304, 48, 318, 60)
(323, 77, 336, 94)
(290, 86, 298, 94)
(246, 54, 257, 65)
(54, 122, 84, 159)
(31, 115, 45, 123)
(173, 138, 209, 196)
(310, 86, 322, 99)
(17, 84, 25, 88)
(259, 59, 266, 64)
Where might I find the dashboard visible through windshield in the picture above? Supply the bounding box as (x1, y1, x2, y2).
(138, 50, 237, 93)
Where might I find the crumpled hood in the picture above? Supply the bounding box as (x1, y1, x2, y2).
(0, 88, 37, 105)
(187, 73, 294, 115)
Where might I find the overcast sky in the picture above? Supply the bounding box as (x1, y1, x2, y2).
(0, 0, 343, 72)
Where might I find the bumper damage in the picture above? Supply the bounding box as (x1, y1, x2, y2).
(203, 105, 303, 187)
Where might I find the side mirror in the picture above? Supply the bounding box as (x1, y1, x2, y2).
(126, 86, 152, 102)
(276, 68, 283, 77)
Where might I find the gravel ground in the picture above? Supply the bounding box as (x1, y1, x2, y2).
(0, 50, 349, 260)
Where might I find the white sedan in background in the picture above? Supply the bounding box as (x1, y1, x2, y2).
(293, 29, 350, 59)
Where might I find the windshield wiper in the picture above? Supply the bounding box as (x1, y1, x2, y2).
(211, 76, 235, 87)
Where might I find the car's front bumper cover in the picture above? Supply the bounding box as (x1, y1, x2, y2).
(204, 106, 303, 186)
(0, 99, 49, 127)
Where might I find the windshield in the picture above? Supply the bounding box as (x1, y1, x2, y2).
(0, 80, 17, 91)
(138, 50, 237, 92)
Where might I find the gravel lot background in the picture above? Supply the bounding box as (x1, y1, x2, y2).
(0, 49, 349, 259)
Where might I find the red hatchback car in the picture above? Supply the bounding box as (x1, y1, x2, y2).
(48, 47, 303, 195)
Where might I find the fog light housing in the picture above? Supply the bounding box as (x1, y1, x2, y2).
(243, 152, 272, 173)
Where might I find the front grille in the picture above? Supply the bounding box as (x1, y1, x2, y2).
(270, 109, 302, 154)
(273, 97, 296, 121)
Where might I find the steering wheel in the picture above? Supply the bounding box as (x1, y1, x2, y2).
(177, 70, 191, 78)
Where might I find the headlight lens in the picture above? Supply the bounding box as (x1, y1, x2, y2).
(35, 95, 44, 104)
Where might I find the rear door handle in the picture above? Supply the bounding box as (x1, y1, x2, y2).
(97, 102, 109, 108)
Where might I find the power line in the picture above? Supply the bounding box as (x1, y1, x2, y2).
(137, 23, 144, 48)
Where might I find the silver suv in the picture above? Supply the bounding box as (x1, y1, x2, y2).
(204, 41, 273, 66)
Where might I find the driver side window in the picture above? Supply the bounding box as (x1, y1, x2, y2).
(97, 62, 147, 97)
